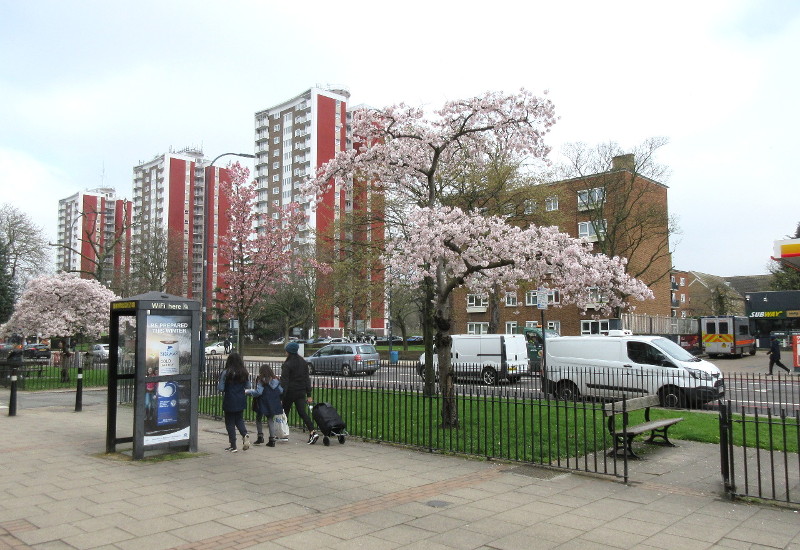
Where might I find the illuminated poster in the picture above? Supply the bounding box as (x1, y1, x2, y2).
(144, 315, 192, 445)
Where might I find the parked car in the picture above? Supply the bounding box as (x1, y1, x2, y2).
(269, 337, 285, 345)
(313, 337, 332, 344)
(23, 343, 51, 359)
(307, 343, 381, 376)
(87, 344, 110, 359)
(406, 336, 423, 344)
(205, 341, 226, 355)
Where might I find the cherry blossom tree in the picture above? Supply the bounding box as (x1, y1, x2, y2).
(218, 163, 324, 355)
(0, 272, 119, 340)
(306, 90, 654, 427)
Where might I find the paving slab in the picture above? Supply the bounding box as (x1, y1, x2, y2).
(1, 396, 799, 550)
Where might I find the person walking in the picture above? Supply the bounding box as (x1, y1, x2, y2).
(767, 336, 791, 375)
(217, 352, 252, 452)
(280, 342, 319, 444)
(246, 364, 283, 447)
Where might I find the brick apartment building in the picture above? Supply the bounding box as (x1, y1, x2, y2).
(452, 154, 673, 336)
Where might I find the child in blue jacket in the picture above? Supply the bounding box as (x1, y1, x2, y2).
(246, 364, 284, 446)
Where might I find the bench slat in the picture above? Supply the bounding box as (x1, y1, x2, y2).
(603, 395, 660, 415)
(610, 418, 683, 436)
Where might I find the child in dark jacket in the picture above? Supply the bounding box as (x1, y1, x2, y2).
(246, 364, 284, 446)
(217, 352, 252, 452)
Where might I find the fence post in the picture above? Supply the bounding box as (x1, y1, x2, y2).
(9, 367, 18, 416)
(75, 365, 83, 412)
(718, 399, 733, 496)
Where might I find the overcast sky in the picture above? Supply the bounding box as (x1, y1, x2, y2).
(1, 0, 798, 277)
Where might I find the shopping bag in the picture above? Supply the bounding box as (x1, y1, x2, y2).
(270, 412, 290, 439)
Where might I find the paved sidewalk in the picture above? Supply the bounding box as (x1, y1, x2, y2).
(1, 400, 799, 550)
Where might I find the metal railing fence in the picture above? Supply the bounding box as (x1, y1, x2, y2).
(720, 400, 800, 505)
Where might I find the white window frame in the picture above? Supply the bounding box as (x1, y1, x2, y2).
(467, 294, 488, 308)
(547, 321, 561, 334)
(525, 289, 560, 306)
(505, 321, 517, 334)
(577, 187, 605, 211)
(467, 322, 489, 335)
(578, 220, 607, 242)
(505, 293, 517, 307)
(525, 321, 539, 328)
(545, 196, 558, 211)
(581, 319, 610, 335)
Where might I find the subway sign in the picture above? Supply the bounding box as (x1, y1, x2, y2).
(750, 310, 800, 318)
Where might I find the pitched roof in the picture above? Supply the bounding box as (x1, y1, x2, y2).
(723, 275, 774, 295)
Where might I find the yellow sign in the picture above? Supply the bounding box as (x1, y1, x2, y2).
(112, 301, 136, 310)
(788, 310, 800, 318)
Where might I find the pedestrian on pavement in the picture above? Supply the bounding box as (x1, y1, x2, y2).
(224, 338, 231, 354)
(246, 364, 283, 447)
(768, 336, 791, 375)
(280, 341, 319, 444)
(217, 352, 251, 452)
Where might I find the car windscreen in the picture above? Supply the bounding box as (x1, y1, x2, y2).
(651, 337, 700, 362)
(357, 345, 377, 354)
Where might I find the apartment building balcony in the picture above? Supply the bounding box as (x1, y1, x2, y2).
(671, 299, 680, 307)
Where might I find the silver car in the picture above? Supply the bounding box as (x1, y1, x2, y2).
(307, 343, 381, 376)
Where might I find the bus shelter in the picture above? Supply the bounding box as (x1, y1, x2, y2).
(106, 292, 200, 459)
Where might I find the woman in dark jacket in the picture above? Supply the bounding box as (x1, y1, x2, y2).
(280, 342, 319, 444)
(217, 352, 252, 452)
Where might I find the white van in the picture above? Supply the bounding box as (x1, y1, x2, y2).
(541, 332, 724, 407)
(418, 334, 529, 385)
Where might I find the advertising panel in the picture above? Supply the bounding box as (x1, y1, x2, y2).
(144, 315, 192, 445)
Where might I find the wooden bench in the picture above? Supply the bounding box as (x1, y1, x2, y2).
(604, 395, 683, 459)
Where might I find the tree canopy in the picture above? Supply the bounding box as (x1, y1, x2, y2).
(1, 272, 119, 339)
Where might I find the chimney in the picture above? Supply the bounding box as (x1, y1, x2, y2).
(611, 154, 635, 172)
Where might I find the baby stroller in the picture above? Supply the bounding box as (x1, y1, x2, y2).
(310, 402, 348, 446)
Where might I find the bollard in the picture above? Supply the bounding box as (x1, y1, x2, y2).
(9, 367, 17, 416)
(75, 366, 83, 412)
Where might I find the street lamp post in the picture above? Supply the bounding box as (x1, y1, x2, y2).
(200, 153, 255, 373)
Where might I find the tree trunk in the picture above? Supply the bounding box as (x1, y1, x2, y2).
(435, 295, 459, 428)
(422, 278, 436, 398)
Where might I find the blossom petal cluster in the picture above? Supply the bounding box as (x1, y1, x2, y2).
(303, 89, 557, 207)
(384, 207, 653, 314)
(0, 272, 120, 338)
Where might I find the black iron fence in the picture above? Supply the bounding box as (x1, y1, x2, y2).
(720, 399, 800, 505)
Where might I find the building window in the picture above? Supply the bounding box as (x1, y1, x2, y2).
(272, 149, 279, 157)
(680, 294, 685, 303)
(578, 220, 606, 241)
(505, 321, 517, 334)
(525, 321, 539, 328)
(524, 200, 536, 214)
(578, 187, 605, 210)
(467, 294, 488, 308)
(545, 196, 559, 211)
(525, 289, 560, 306)
(467, 322, 489, 335)
(273, 137, 279, 144)
(547, 321, 561, 334)
(272, 175, 279, 182)
(273, 124, 280, 131)
(680, 277, 685, 286)
(581, 319, 609, 335)
(505, 293, 517, 306)
(272, 187, 279, 195)
(586, 287, 608, 309)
